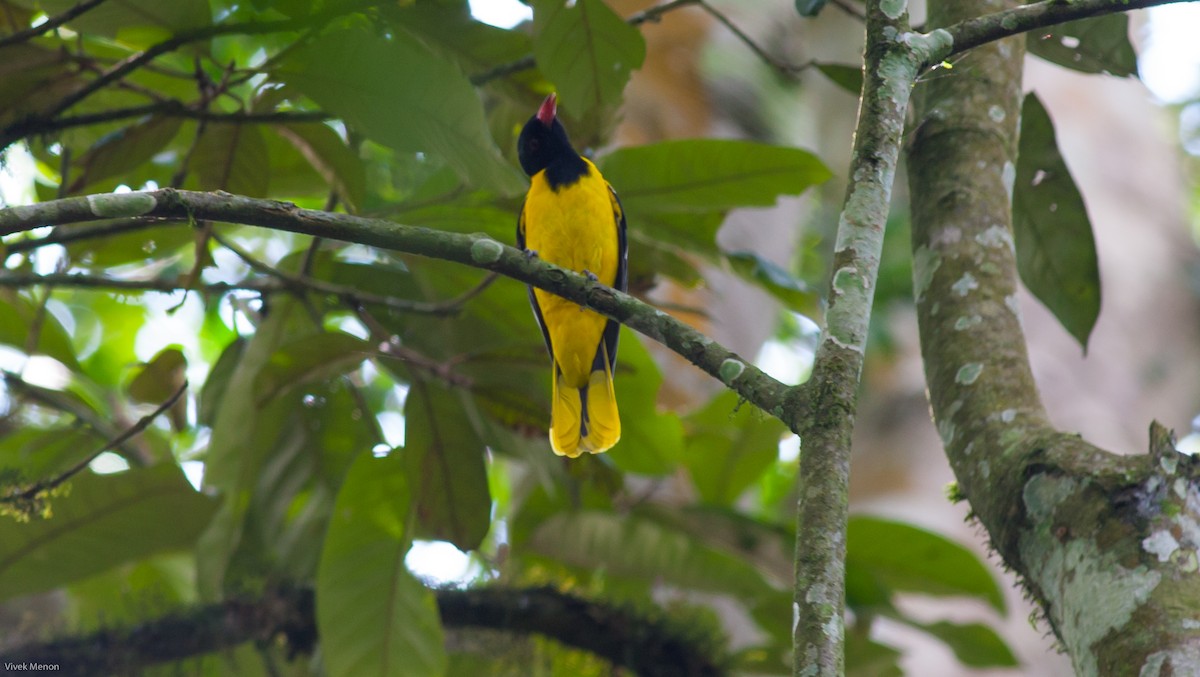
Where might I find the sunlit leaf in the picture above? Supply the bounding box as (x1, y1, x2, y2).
(318, 452, 446, 677)
(530, 510, 778, 600)
(1013, 92, 1100, 350)
(911, 620, 1019, 668)
(0, 465, 217, 601)
(682, 390, 786, 505)
(847, 516, 1005, 612)
(0, 292, 80, 369)
(599, 139, 831, 214)
(278, 25, 524, 194)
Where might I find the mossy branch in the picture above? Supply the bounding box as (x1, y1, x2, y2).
(0, 586, 725, 676)
(0, 188, 803, 432)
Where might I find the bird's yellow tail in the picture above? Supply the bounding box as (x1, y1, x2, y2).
(549, 350, 620, 457)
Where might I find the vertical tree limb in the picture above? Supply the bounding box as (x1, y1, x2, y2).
(791, 2, 950, 674)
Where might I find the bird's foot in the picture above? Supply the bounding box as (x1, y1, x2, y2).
(523, 248, 539, 261)
(583, 269, 599, 281)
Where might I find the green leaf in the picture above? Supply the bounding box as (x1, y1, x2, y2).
(67, 222, 197, 267)
(531, 0, 646, 133)
(605, 329, 684, 476)
(403, 381, 491, 551)
(911, 620, 1018, 668)
(844, 632, 903, 677)
(273, 122, 366, 212)
(815, 62, 863, 95)
(1013, 92, 1100, 350)
(190, 123, 271, 197)
(599, 139, 831, 214)
(253, 332, 371, 405)
(0, 427, 104, 488)
(317, 452, 446, 677)
(198, 338, 246, 427)
(795, 0, 829, 17)
(846, 516, 1005, 612)
(128, 347, 187, 404)
(70, 116, 183, 193)
(1026, 14, 1137, 77)
(726, 250, 823, 319)
(0, 465, 217, 601)
(682, 390, 786, 505)
(530, 510, 778, 600)
(278, 25, 524, 194)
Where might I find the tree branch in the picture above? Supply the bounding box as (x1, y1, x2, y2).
(0, 0, 109, 50)
(0, 189, 802, 431)
(0, 586, 725, 676)
(11, 101, 329, 139)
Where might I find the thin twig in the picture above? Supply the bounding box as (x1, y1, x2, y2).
(696, 1, 808, 78)
(15, 101, 328, 140)
(0, 380, 188, 506)
(0, 0, 109, 50)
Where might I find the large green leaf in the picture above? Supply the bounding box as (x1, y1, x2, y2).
(726, 250, 823, 319)
(682, 390, 786, 505)
(70, 116, 184, 194)
(0, 465, 216, 601)
(0, 292, 81, 369)
(531, 0, 646, 133)
(273, 122, 367, 212)
(403, 380, 491, 551)
(0, 427, 105, 489)
(317, 452, 446, 677)
(530, 510, 778, 600)
(253, 332, 371, 405)
(278, 25, 523, 194)
(41, 0, 211, 45)
(1026, 14, 1137, 77)
(846, 516, 1004, 612)
(599, 139, 831, 214)
(910, 620, 1018, 668)
(1013, 92, 1100, 350)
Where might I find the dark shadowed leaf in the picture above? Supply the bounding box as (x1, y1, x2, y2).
(1026, 14, 1137, 77)
(253, 332, 371, 405)
(816, 62, 863, 94)
(317, 452, 446, 677)
(844, 632, 903, 677)
(599, 139, 831, 214)
(128, 346, 188, 431)
(273, 123, 366, 212)
(0, 465, 216, 601)
(795, 0, 830, 17)
(191, 123, 271, 197)
(1013, 92, 1100, 350)
(531, 0, 646, 132)
(847, 516, 1005, 612)
(40, 0, 211, 46)
(403, 380, 491, 551)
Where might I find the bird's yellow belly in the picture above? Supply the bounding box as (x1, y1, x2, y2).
(523, 170, 618, 388)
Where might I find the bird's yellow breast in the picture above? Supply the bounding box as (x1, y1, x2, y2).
(521, 158, 620, 387)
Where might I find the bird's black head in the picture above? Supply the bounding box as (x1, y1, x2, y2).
(517, 94, 584, 182)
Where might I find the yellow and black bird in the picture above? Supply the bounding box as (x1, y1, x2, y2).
(517, 94, 627, 457)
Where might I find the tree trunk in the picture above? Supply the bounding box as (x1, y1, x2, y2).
(908, 1, 1200, 673)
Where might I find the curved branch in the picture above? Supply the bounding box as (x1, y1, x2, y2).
(0, 189, 802, 430)
(0, 586, 725, 676)
(932, 0, 1195, 66)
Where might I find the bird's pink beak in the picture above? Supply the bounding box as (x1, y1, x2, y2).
(536, 93, 557, 126)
